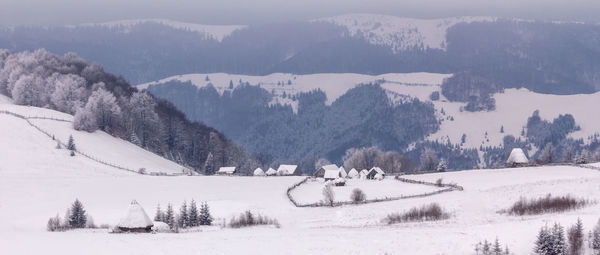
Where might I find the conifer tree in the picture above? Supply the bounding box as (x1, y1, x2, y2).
(568, 218, 584, 255)
(179, 201, 188, 228)
(165, 203, 175, 229)
(551, 223, 567, 255)
(482, 240, 491, 255)
(68, 199, 87, 228)
(199, 201, 213, 226)
(593, 219, 600, 251)
(154, 204, 164, 222)
(535, 226, 551, 255)
(67, 135, 76, 151)
(493, 238, 502, 255)
(188, 200, 199, 227)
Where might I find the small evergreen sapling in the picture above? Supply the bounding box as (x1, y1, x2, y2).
(189, 200, 199, 227)
(165, 203, 175, 229)
(179, 201, 188, 228)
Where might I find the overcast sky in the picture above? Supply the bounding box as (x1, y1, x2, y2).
(1, 0, 600, 26)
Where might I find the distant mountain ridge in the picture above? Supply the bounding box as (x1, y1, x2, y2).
(1, 14, 599, 97)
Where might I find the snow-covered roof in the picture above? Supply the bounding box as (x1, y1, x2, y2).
(360, 169, 369, 175)
(320, 164, 340, 171)
(507, 148, 528, 164)
(324, 169, 341, 179)
(117, 200, 153, 228)
(217, 166, 236, 174)
(369, 167, 385, 175)
(348, 168, 359, 177)
(277, 164, 297, 175)
(266, 168, 277, 175)
(253, 168, 265, 176)
(339, 166, 347, 178)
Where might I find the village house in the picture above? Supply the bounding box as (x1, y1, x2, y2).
(216, 166, 237, 175)
(314, 164, 340, 178)
(277, 164, 298, 176)
(366, 167, 385, 180)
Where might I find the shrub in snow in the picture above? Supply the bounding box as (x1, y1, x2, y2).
(384, 203, 449, 224)
(322, 184, 335, 207)
(138, 168, 146, 174)
(228, 210, 279, 229)
(151, 221, 171, 233)
(506, 194, 589, 216)
(435, 178, 443, 187)
(350, 188, 366, 203)
(47, 214, 66, 232)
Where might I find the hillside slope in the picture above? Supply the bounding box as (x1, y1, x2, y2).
(0, 95, 189, 175)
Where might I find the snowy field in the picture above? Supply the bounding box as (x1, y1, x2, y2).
(2, 103, 600, 254)
(290, 178, 443, 205)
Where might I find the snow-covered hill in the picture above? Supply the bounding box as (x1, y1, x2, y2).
(139, 72, 600, 152)
(138, 72, 452, 112)
(315, 14, 496, 52)
(74, 19, 246, 42)
(0, 95, 189, 175)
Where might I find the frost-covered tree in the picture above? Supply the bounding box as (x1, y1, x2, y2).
(538, 143, 554, 164)
(188, 200, 199, 227)
(68, 199, 87, 228)
(128, 92, 161, 149)
(84, 86, 121, 132)
(592, 219, 600, 252)
(154, 204, 164, 222)
(165, 203, 175, 229)
(421, 148, 439, 171)
(199, 202, 213, 226)
(73, 106, 98, 132)
(12, 74, 46, 106)
(568, 218, 584, 255)
(50, 73, 86, 114)
(343, 146, 382, 170)
(493, 238, 502, 255)
(436, 160, 447, 172)
(322, 184, 335, 207)
(179, 201, 189, 228)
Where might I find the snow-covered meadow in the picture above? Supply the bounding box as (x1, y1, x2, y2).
(290, 178, 444, 205)
(2, 100, 600, 254)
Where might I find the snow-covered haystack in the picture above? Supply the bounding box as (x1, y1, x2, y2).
(359, 169, 369, 179)
(506, 148, 529, 167)
(266, 168, 277, 176)
(348, 168, 359, 179)
(116, 200, 153, 233)
(253, 168, 265, 176)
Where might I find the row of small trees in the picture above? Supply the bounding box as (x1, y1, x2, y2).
(474, 238, 510, 255)
(532, 218, 600, 255)
(47, 199, 94, 231)
(154, 200, 213, 230)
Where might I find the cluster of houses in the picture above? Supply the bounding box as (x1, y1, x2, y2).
(314, 164, 386, 181)
(216, 164, 299, 176)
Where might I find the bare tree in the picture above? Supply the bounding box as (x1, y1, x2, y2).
(322, 184, 335, 207)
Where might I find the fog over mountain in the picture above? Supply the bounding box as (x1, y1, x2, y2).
(2, 0, 600, 26)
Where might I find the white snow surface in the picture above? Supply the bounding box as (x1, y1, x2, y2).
(75, 19, 246, 42)
(429, 88, 600, 149)
(316, 14, 496, 52)
(2, 131, 600, 255)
